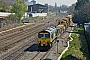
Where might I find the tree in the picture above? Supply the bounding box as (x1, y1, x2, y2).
(81, 1, 90, 22)
(6, 14, 18, 21)
(73, 1, 90, 26)
(11, 0, 27, 20)
(75, 0, 89, 10)
(0, 2, 11, 12)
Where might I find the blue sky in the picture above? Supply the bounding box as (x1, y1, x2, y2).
(36, 0, 77, 6)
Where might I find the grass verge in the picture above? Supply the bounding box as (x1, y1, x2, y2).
(61, 28, 90, 60)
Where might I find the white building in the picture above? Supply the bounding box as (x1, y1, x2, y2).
(24, 0, 36, 5)
(0, 12, 15, 18)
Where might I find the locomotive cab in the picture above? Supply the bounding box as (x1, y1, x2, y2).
(38, 31, 50, 47)
(38, 26, 57, 48)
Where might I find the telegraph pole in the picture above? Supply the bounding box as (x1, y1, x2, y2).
(57, 40, 59, 53)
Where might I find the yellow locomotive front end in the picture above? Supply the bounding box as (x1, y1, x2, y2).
(38, 31, 51, 47)
(38, 26, 57, 50)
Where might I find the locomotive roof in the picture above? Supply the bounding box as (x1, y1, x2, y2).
(38, 30, 50, 33)
(45, 26, 56, 33)
(38, 26, 57, 34)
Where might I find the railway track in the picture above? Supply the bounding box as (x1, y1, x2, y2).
(24, 39, 56, 60)
(0, 16, 60, 51)
(0, 23, 48, 59)
(2, 15, 61, 60)
(0, 15, 63, 60)
(0, 23, 46, 58)
(0, 23, 47, 51)
(31, 52, 47, 60)
(1, 36, 36, 60)
(0, 15, 58, 37)
(0, 15, 59, 41)
(0, 25, 26, 37)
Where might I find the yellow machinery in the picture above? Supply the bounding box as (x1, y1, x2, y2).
(56, 25, 65, 35)
(59, 20, 67, 30)
(63, 18, 69, 27)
